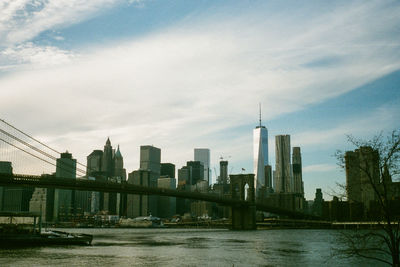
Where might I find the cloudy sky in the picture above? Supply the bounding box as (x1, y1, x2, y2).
(1, 0, 399, 199)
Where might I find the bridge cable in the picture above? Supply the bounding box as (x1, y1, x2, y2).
(0, 129, 86, 175)
(0, 118, 89, 173)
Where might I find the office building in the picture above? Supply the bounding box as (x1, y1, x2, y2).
(345, 146, 379, 208)
(86, 139, 127, 215)
(161, 163, 175, 178)
(127, 170, 151, 218)
(217, 160, 228, 184)
(292, 147, 304, 195)
(178, 166, 191, 186)
(194, 148, 210, 185)
(113, 145, 126, 180)
(264, 165, 272, 189)
(274, 135, 292, 193)
(1, 161, 33, 212)
(186, 161, 204, 185)
(86, 150, 103, 176)
(101, 138, 114, 177)
(253, 110, 268, 193)
(157, 176, 176, 218)
(127, 145, 162, 217)
(140, 145, 161, 174)
(53, 151, 76, 222)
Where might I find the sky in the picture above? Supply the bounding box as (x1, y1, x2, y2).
(0, 0, 399, 200)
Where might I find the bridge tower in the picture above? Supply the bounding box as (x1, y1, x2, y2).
(230, 174, 256, 230)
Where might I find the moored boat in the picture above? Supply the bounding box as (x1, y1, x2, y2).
(0, 212, 93, 246)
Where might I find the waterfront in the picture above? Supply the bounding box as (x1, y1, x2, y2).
(0, 228, 385, 266)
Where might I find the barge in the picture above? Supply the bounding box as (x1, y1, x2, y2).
(0, 212, 92, 246)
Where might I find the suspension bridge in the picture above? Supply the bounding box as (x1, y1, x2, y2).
(0, 119, 317, 229)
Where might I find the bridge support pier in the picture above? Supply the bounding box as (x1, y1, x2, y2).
(230, 174, 256, 230)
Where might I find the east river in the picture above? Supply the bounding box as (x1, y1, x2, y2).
(0, 228, 386, 266)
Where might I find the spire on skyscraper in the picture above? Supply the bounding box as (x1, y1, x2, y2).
(115, 144, 122, 158)
(256, 103, 265, 129)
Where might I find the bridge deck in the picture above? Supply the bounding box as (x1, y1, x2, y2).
(0, 173, 319, 219)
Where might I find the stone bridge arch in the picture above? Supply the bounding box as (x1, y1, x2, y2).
(230, 174, 256, 230)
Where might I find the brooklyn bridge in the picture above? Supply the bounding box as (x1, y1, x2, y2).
(0, 119, 317, 230)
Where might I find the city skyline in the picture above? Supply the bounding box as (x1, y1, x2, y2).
(1, 1, 400, 200)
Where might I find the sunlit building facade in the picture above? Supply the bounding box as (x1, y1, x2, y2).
(194, 148, 210, 185)
(274, 135, 292, 193)
(253, 124, 268, 193)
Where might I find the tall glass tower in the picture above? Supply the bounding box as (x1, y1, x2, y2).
(194, 148, 210, 185)
(253, 106, 268, 193)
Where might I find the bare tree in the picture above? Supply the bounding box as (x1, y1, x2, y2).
(333, 130, 400, 266)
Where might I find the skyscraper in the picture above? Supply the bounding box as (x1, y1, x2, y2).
(194, 148, 210, 185)
(139, 145, 161, 216)
(274, 135, 292, 193)
(345, 146, 379, 207)
(186, 161, 204, 185)
(53, 151, 76, 222)
(114, 145, 126, 180)
(101, 138, 114, 177)
(253, 107, 268, 192)
(218, 160, 228, 185)
(292, 147, 304, 195)
(161, 163, 175, 178)
(140, 145, 161, 174)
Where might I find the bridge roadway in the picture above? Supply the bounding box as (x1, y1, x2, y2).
(0, 173, 317, 219)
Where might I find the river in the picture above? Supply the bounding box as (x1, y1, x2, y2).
(0, 228, 386, 266)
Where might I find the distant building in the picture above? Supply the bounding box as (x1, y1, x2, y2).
(86, 150, 103, 176)
(157, 176, 176, 218)
(127, 170, 151, 218)
(0, 161, 12, 211)
(126, 145, 161, 217)
(101, 138, 114, 177)
(217, 160, 228, 184)
(0, 161, 12, 174)
(292, 147, 304, 196)
(140, 145, 161, 174)
(1, 161, 33, 213)
(345, 146, 380, 211)
(53, 151, 76, 222)
(274, 135, 292, 193)
(86, 139, 127, 216)
(194, 148, 210, 185)
(113, 145, 126, 180)
(264, 165, 272, 190)
(253, 111, 268, 194)
(161, 163, 175, 178)
(178, 166, 191, 186)
(312, 188, 324, 216)
(186, 161, 204, 185)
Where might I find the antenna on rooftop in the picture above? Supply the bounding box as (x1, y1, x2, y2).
(259, 103, 262, 127)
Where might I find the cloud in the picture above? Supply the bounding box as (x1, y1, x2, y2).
(303, 164, 338, 173)
(292, 103, 400, 149)
(1, 0, 400, 177)
(0, 0, 126, 46)
(0, 42, 76, 71)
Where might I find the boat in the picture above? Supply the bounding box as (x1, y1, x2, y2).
(0, 212, 93, 246)
(119, 214, 165, 228)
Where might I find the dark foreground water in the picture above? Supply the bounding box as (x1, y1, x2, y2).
(0, 228, 386, 266)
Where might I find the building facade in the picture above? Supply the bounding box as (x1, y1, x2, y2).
(292, 147, 304, 195)
(345, 146, 380, 210)
(53, 151, 76, 222)
(186, 161, 204, 186)
(157, 176, 176, 218)
(194, 148, 210, 185)
(274, 135, 292, 193)
(253, 123, 268, 193)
